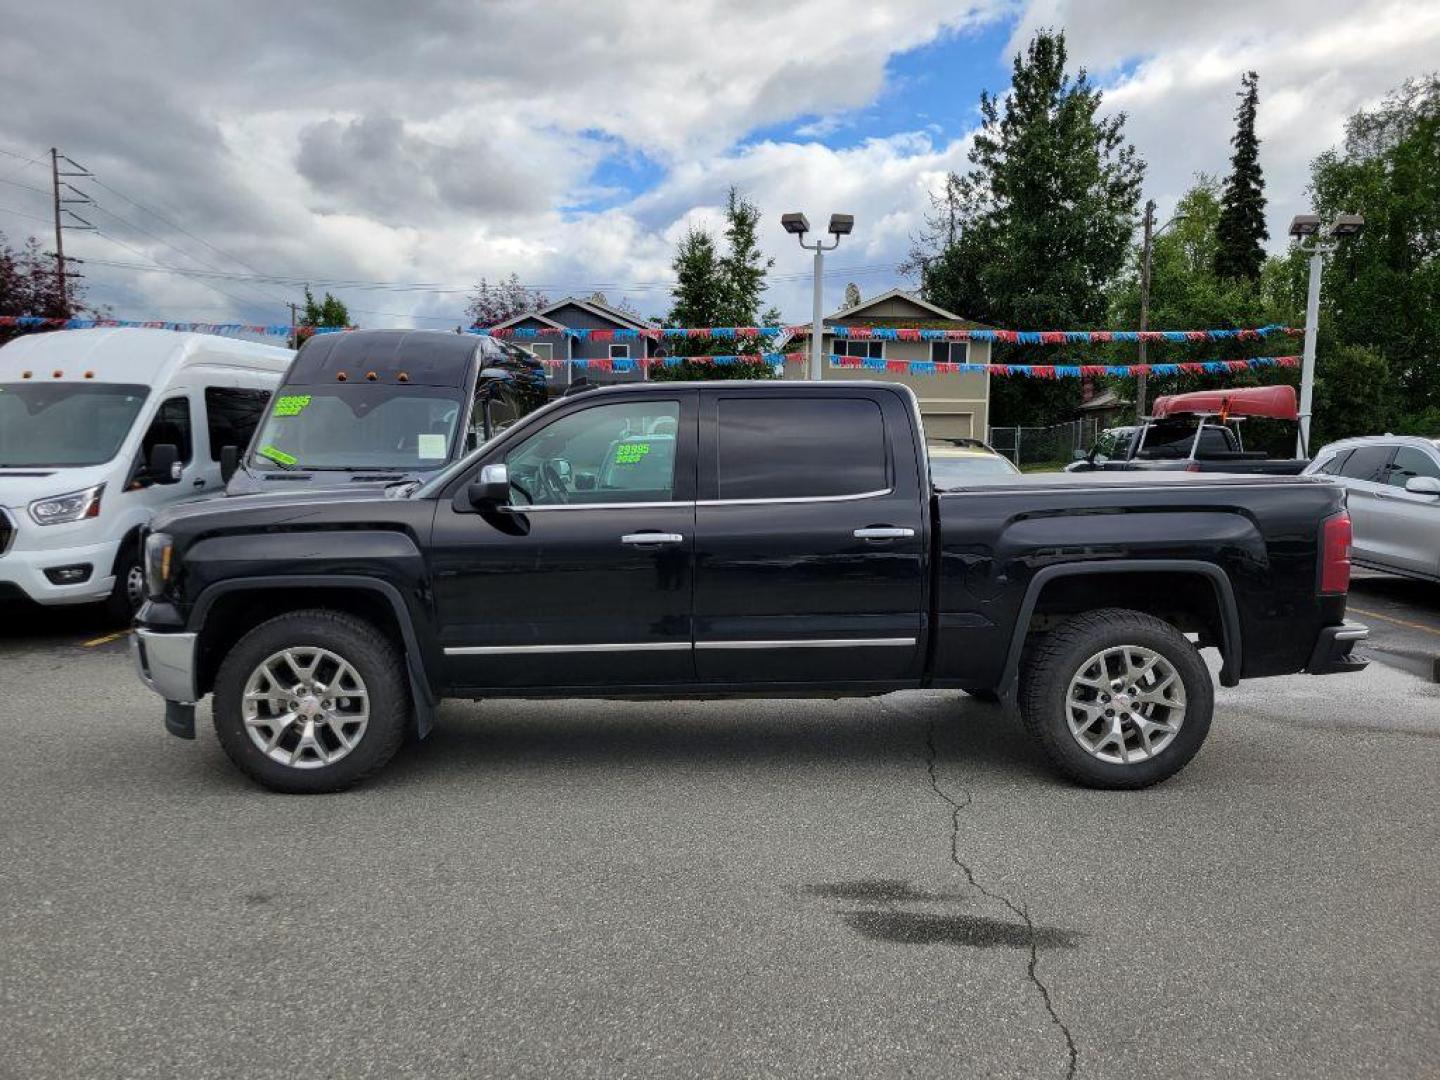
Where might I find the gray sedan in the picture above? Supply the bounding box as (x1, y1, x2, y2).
(1305, 435, 1440, 582)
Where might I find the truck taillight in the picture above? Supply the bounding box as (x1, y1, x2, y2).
(1320, 511, 1352, 595)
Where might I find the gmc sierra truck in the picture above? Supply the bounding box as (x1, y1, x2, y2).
(131, 382, 1368, 794)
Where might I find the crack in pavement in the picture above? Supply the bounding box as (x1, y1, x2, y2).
(923, 718, 1079, 1080)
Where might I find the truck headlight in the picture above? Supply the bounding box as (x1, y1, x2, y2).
(29, 483, 105, 525)
(144, 532, 174, 598)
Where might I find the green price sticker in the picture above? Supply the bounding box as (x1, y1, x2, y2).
(258, 445, 297, 466)
(614, 442, 651, 464)
(273, 394, 312, 417)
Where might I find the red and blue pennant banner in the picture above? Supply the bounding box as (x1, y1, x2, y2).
(0, 315, 295, 337)
(533, 352, 1300, 377)
(824, 354, 1300, 377)
(473, 323, 1301, 344)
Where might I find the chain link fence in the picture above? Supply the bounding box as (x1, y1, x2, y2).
(988, 418, 1100, 470)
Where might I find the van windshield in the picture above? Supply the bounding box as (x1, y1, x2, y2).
(248, 384, 465, 471)
(0, 382, 149, 467)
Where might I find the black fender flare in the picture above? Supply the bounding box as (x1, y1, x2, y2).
(189, 575, 439, 737)
(996, 559, 1242, 702)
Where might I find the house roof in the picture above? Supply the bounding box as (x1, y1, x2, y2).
(826, 287, 975, 324)
(491, 311, 568, 332)
(492, 296, 654, 332)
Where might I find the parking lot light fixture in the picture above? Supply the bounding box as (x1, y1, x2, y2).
(781, 213, 810, 237)
(1328, 213, 1365, 238)
(783, 210, 853, 380)
(1289, 215, 1322, 238)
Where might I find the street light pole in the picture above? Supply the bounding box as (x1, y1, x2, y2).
(1297, 245, 1326, 456)
(1288, 213, 1364, 456)
(782, 212, 853, 381)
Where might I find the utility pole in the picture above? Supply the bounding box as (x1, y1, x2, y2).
(50, 148, 66, 309)
(48, 148, 95, 319)
(1135, 199, 1185, 419)
(1136, 199, 1155, 419)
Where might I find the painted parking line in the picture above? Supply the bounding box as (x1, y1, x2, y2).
(1348, 607, 1440, 638)
(81, 629, 132, 648)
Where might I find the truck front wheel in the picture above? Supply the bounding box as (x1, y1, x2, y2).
(1019, 608, 1213, 789)
(212, 609, 410, 793)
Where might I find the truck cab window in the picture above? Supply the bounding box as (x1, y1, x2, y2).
(505, 400, 680, 505)
(717, 397, 886, 500)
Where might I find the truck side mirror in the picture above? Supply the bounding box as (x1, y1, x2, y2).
(219, 445, 239, 484)
(148, 443, 182, 485)
(1405, 475, 1440, 497)
(466, 463, 511, 509)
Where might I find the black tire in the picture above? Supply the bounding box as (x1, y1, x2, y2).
(962, 688, 1001, 703)
(104, 541, 145, 624)
(1018, 607, 1213, 789)
(212, 609, 410, 793)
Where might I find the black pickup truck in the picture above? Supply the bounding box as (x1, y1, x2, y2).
(132, 382, 1368, 793)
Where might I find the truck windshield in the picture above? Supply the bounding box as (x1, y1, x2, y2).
(0, 382, 149, 467)
(248, 385, 464, 471)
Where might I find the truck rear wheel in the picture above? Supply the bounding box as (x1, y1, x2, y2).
(212, 609, 410, 793)
(1018, 608, 1212, 789)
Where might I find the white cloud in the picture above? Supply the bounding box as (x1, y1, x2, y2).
(0, 0, 1434, 326)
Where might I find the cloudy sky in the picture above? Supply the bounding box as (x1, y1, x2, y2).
(1, 0, 1436, 329)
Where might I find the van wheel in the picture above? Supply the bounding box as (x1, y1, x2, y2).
(1019, 608, 1212, 789)
(105, 544, 146, 623)
(212, 610, 410, 793)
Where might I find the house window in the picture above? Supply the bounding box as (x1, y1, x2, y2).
(529, 342, 554, 362)
(609, 344, 630, 360)
(929, 341, 969, 365)
(836, 340, 883, 359)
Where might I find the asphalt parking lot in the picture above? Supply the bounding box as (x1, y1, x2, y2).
(2, 583, 1438, 1079)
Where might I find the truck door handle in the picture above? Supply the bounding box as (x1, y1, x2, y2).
(192, 478, 206, 488)
(621, 532, 684, 546)
(853, 527, 915, 540)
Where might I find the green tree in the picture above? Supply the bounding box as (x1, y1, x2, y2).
(1304, 75, 1440, 429)
(1214, 72, 1268, 280)
(911, 29, 1145, 425)
(655, 188, 779, 381)
(465, 274, 548, 328)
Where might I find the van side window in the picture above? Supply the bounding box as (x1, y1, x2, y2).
(204, 387, 271, 461)
(141, 396, 193, 466)
(717, 397, 887, 500)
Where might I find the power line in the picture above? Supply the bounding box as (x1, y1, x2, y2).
(90, 227, 281, 316)
(0, 204, 53, 226)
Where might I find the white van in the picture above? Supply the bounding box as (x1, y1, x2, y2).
(0, 329, 292, 619)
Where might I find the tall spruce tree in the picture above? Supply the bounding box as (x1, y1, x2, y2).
(657, 190, 778, 381)
(1213, 71, 1268, 280)
(666, 227, 724, 328)
(910, 29, 1144, 425)
(717, 187, 780, 326)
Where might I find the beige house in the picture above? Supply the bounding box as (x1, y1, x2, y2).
(780, 288, 992, 440)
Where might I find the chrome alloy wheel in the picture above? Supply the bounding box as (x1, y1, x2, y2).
(1065, 644, 1186, 765)
(241, 647, 370, 769)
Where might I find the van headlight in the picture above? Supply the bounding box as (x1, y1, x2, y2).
(144, 532, 174, 597)
(29, 483, 105, 525)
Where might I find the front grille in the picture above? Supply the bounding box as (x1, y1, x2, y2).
(0, 509, 13, 556)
